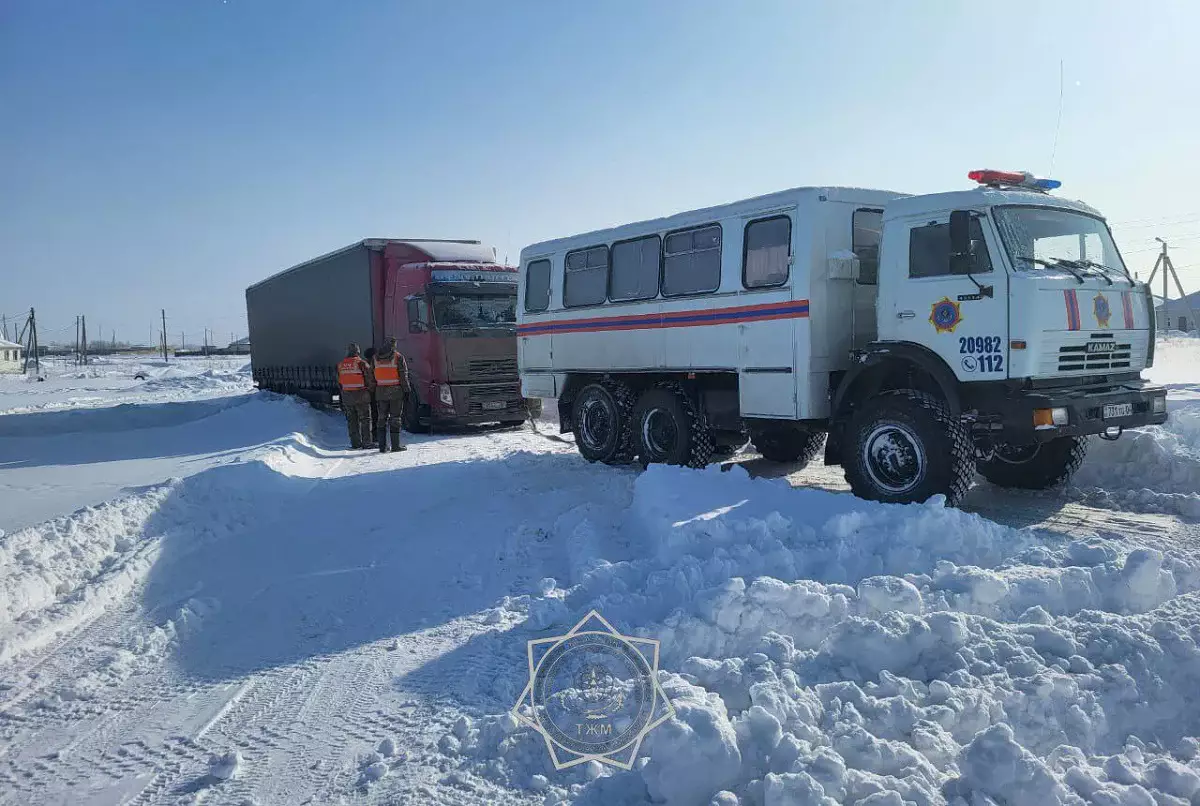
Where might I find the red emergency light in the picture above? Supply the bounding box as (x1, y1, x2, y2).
(968, 170, 1027, 185)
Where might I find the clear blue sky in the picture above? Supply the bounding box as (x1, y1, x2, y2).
(3, 0, 1199, 347)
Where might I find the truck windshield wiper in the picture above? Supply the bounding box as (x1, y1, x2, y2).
(1074, 259, 1133, 287)
(1015, 255, 1086, 285)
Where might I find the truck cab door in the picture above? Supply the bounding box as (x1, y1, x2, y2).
(878, 211, 1010, 381)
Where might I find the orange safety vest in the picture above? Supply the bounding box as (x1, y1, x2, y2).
(374, 354, 402, 387)
(337, 357, 366, 390)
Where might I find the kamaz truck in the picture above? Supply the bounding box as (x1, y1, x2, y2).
(516, 170, 1169, 505)
(247, 238, 535, 429)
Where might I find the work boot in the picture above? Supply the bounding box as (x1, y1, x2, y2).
(390, 431, 405, 452)
(378, 432, 389, 453)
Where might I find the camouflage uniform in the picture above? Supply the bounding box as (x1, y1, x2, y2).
(372, 339, 410, 453)
(337, 345, 374, 449)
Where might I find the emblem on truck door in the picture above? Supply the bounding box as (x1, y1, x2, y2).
(1093, 293, 1112, 328)
(929, 297, 963, 334)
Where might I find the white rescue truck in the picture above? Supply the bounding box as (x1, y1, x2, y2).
(517, 171, 1169, 505)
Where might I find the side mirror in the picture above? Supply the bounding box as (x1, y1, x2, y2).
(949, 210, 972, 275)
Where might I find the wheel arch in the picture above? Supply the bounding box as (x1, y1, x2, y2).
(825, 343, 962, 467)
(832, 343, 962, 419)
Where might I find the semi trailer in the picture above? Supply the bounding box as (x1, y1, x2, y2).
(246, 238, 535, 429)
(516, 170, 1169, 506)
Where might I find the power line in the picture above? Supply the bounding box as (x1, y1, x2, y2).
(1110, 211, 1200, 226)
(1123, 233, 1200, 253)
(1112, 216, 1200, 232)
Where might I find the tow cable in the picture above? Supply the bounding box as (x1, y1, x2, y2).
(524, 402, 575, 446)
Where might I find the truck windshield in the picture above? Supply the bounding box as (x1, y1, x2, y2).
(431, 294, 517, 330)
(993, 205, 1130, 282)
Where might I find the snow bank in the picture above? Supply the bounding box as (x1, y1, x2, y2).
(0, 485, 173, 663)
(1067, 335, 1200, 516)
(452, 464, 1200, 805)
(0, 394, 333, 665)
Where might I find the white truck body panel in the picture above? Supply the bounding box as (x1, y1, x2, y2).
(518, 187, 903, 420)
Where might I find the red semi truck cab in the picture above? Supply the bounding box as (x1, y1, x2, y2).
(386, 257, 532, 429)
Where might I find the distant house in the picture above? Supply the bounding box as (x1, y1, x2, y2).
(228, 336, 250, 353)
(1156, 290, 1200, 333)
(0, 338, 23, 373)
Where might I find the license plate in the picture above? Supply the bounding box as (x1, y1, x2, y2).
(1103, 403, 1133, 419)
(1086, 341, 1113, 354)
(482, 400, 506, 411)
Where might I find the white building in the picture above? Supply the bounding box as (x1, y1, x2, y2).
(0, 338, 23, 373)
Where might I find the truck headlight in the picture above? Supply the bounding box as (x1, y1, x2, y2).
(1033, 407, 1070, 427)
(438, 384, 454, 407)
(1152, 396, 1167, 414)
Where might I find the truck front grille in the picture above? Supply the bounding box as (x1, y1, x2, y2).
(468, 358, 518, 377)
(1058, 333, 1132, 372)
(467, 384, 523, 415)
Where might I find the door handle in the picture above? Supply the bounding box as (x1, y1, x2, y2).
(897, 310, 916, 319)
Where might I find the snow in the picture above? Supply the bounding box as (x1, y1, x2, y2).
(0, 344, 1198, 804)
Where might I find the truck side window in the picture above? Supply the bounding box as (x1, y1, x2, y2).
(909, 219, 992, 278)
(407, 297, 429, 332)
(663, 224, 722, 297)
(525, 259, 551, 312)
(609, 235, 661, 302)
(563, 246, 609, 307)
(852, 209, 883, 284)
(743, 216, 791, 288)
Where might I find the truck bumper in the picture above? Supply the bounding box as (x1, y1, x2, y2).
(991, 380, 1168, 443)
(425, 382, 530, 425)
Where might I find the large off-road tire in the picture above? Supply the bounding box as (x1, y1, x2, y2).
(631, 384, 715, 469)
(402, 392, 431, 434)
(752, 425, 826, 466)
(571, 381, 636, 464)
(977, 436, 1088, 490)
(844, 390, 975, 506)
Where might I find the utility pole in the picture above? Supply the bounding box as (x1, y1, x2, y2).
(203, 328, 210, 357)
(161, 309, 169, 363)
(1146, 239, 1200, 333)
(75, 316, 81, 365)
(1, 314, 8, 342)
(22, 308, 39, 374)
(81, 315, 88, 365)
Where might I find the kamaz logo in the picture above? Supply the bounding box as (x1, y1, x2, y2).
(1086, 341, 1113, 354)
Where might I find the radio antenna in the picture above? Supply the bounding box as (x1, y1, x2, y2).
(1049, 59, 1065, 175)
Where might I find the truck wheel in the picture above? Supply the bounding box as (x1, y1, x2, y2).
(402, 393, 431, 434)
(632, 385, 715, 469)
(978, 437, 1088, 490)
(571, 381, 636, 464)
(752, 425, 826, 466)
(844, 390, 974, 506)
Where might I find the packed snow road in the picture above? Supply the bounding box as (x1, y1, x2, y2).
(1, 343, 1199, 805)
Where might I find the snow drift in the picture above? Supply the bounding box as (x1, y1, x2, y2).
(450, 464, 1200, 805)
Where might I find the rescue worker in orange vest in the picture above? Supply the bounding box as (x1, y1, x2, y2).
(372, 336, 409, 453)
(337, 343, 374, 449)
